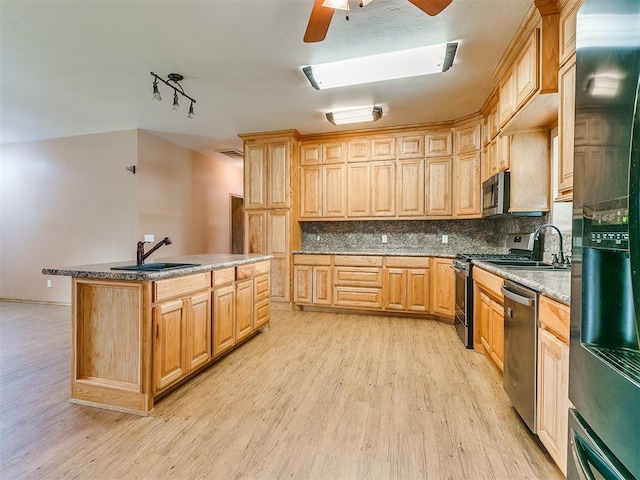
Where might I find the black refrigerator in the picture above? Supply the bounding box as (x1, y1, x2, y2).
(568, 1, 640, 479)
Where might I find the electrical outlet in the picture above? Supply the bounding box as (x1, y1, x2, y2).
(442, 234, 449, 244)
(47, 280, 52, 288)
(316, 235, 320, 242)
(382, 234, 388, 244)
(144, 234, 154, 243)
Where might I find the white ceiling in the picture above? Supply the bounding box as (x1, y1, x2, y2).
(0, 0, 533, 164)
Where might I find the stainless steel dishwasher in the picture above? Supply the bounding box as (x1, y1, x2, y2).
(502, 280, 538, 433)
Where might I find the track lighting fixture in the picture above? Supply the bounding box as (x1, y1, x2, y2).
(150, 71, 197, 119)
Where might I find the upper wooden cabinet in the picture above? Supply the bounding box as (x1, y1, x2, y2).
(300, 143, 322, 166)
(514, 30, 540, 109)
(347, 163, 371, 217)
(397, 159, 425, 217)
(509, 129, 551, 214)
(456, 122, 482, 155)
(559, 0, 582, 66)
(426, 156, 452, 217)
(348, 138, 371, 162)
(371, 161, 396, 216)
(324, 142, 347, 164)
(244, 144, 266, 209)
(454, 151, 481, 218)
(398, 134, 425, 159)
(557, 55, 576, 201)
(372, 136, 396, 160)
(426, 129, 453, 157)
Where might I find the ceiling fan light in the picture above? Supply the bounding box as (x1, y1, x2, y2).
(326, 106, 382, 125)
(303, 42, 458, 90)
(322, 0, 350, 10)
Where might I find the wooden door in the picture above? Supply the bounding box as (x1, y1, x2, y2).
(454, 152, 481, 218)
(371, 136, 396, 160)
(426, 129, 452, 157)
(267, 211, 289, 302)
(293, 266, 312, 304)
(267, 142, 290, 208)
(371, 161, 395, 217)
(557, 58, 576, 201)
(397, 159, 425, 217)
(244, 144, 265, 209)
(235, 279, 254, 341)
(347, 163, 371, 217)
(246, 211, 265, 254)
(323, 164, 346, 218)
(515, 30, 539, 108)
(426, 156, 452, 216)
(479, 291, 492, 355)
(299, 166, 322, 218)
(490, 299, 504, 372)
(313, 266, 332, 305)
(213, 284, 235, 356)
(430, 258, 454, 317)
(185, 292, 211, 373)
(384, 268, 407, 311)
(153, 299, 186, 392)
(407, 268, 429, 312)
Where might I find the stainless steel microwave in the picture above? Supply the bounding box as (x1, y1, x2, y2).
(482, 171, 510, 217)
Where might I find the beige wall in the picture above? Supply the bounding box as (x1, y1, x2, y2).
(1, 130, 243, 304)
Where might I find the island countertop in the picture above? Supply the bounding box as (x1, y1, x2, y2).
(42, 253, 273, 281)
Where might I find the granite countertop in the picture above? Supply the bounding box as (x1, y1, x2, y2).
(292, 249, 456, 258)
(42, 253, 273, 281)
(473, 260, 571, 305)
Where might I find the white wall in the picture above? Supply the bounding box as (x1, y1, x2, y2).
(1, 130, 243, 304)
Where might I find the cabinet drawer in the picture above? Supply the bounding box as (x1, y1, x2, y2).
(213, 268, 235, 286)
(333, 255, 383, 267)
(254, 273, 270, 300)
(334, 287, 382, 309)
(293, 254, 332, 266)
(473, 267, 504, 301)
(334, 267, 382, 287)
(254, 260, 270, 275)
(539, 296, 570, 344)
(236, 264, 255, 280)
(385, 256, 431, 268)
(255, 298, 270, 328)
(154, 272, 211, 302)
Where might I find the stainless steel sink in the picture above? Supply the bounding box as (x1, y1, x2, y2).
(111, 262, 200, 271)
(486, 259, 570, 270)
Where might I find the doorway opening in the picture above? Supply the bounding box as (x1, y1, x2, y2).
(230, 195, 244, 254)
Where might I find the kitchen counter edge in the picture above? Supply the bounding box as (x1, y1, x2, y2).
(293, 250, 456, 258)
(42, 253, 274, 281)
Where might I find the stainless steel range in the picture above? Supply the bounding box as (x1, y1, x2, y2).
(452, 233, 537, 348)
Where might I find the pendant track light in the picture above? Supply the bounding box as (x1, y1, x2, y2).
(150, 72, 197, 119)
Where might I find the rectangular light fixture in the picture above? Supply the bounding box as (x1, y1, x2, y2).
(326, 106, 383, 125)
(303, 42, 458, 90)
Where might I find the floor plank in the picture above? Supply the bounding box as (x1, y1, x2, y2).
(0, 302, 563, 479)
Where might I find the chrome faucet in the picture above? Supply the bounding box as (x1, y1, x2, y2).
(533, 224, 566, 264)
(137, 237, 172, 265)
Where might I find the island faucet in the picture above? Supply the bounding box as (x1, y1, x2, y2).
(137, 237, 172, 265)
(533, 224, 566, 264)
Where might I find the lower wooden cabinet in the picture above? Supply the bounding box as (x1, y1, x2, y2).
(473, 267, 505, 372)
(235, 278, 254, 342)
(537, 295, 570, 475)
(294, 254, 453, 320)
(185, 291, 212, 372)
(212, 284, 235, 356)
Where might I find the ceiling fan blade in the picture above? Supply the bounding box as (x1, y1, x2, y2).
(407, 0, 453, 16)
(304, 0, 335, 43)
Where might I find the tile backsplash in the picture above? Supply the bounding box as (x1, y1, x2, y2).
(300, 217, 572, 261)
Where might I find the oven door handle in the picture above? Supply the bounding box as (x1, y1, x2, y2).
(501, 285, 534, 306)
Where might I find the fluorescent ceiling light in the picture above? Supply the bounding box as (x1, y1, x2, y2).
(326, 106, 383, 125)
(303, 42, 458, 90)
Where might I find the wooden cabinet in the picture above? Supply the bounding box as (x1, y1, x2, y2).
(235, 278, 254, 341)
(499, 73, 517, 128)
(383, 257, 430, 312)
(244, 141, 291, 210)
(153, 299, 187, 392)
(293, 255, 332, 305)
(537, 295, 570, 475)
(324, 141, 346, 164)
(347, 163, 371, 217)
(323, 164, 346, 218)
(185, 291, 212, 372)
(559, 0, 582, 66)
(212, 283, 235, 356)
(372, 136, 396, 160)
(397, 159, 425, 217)
(456, 122, 481, 154)
(299, 166, 322, 218)
(348, 138, 371, 162)
(398, 134, 425, 159)
(430, 257, 454, 319)
(454, 152, 481, 218)
(426, 156, 452, 217)
(334, 256, 383, 309)
(244, 144, 266, 209)
(497, 134, 511, 172)
(473, 267, 505, 372)
(426, 129, 453, 157)
(514, 30, 540, 109)
(300, 143, 322, 165)
(557, 56, 576, 201)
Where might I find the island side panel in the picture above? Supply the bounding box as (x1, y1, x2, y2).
(71, 278, 153, 415)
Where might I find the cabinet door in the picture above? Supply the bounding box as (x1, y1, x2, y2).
(559, 0, 580, 65)
(499, 72, 516, 127)
(384, 268, 407, 311)
(213, 284, 235, 356)
(398, 134, 425, 159)
(235, 279, 254, 341)
(456, 122, 481, 154)
(324, 142, 346, 164)
(515, 30, 539, 109)
(497, 135, 510, 172)
(479, 291, 492, 356)
(245, 144, 265, 209)
(185, 292, 211, 373)
(509, 130, 550, 214)
(397, 159, 425, 217)
(454, 152, 481, 218)
(407, 268, 429, 312)
(313, 266, 332, 305)
(537, 328, 569, 476)
(293, 265, 312, 304)
(426, 156, 452, 216)
(300, 143, 322, 165)
(430, 258, 454, 317)
(299, 166, 322, 218)
(557, 58, 576, 201)
(153, 299, 186, 392)
(348, 139, 370, 162)
(246, 211, 265, 254)
(267, 211, 289, 302)
(371, 161, 395, 217)
(490, 299, 504, 372)
(426, 129, 453, 157)
(371, 136, 396, 160)
(267, 142, 290, 208)
(323, 164, 346, 218)
(347, 163, 371, 217)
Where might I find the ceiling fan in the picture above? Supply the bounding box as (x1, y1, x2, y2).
(304, 0, 453, 42)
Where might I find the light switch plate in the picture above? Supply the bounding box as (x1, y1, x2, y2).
(144, 234, 154, 243)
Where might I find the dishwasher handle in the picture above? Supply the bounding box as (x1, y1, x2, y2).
(501, 285, 535, 307)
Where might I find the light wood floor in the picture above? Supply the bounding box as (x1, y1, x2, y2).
(0, 301, 563, 480)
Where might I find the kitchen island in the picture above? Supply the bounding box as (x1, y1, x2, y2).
(43, 253, 272, 415)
